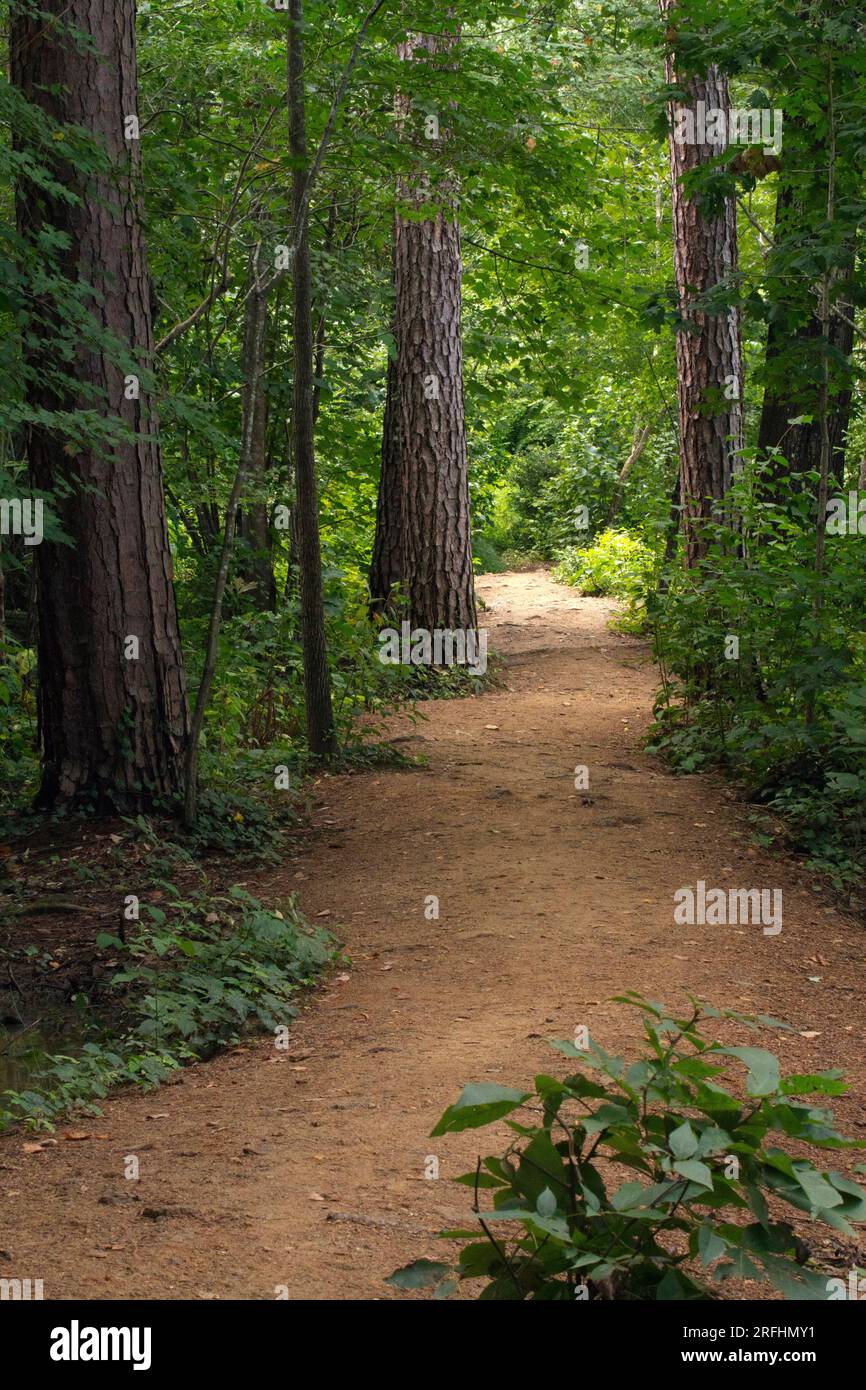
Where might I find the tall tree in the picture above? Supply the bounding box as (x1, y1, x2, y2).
(660, 0, 743, 567)
(288, 0, 337, 758)
(376, 28, 477, 632)
(10, 0, 189, 809)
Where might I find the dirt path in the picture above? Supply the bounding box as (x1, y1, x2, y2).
(4, 570, 865, 1299)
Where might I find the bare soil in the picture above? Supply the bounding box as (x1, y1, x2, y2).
(2, 570, 865, 1299)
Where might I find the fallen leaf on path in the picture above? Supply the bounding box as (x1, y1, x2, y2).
(22, 1142, 44, 1154)
(62, 1131, 91, 1141)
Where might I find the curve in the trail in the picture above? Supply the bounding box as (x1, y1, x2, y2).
(4, 570, 865, 1299)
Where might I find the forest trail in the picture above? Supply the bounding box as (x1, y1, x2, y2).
(4, 570, 865, 1300)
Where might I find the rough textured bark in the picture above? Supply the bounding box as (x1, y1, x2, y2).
(11, 0, 189, 808)
(391, 31, 476, 634)
(661, 2, 743, 567)
(289, 0, 337, 759)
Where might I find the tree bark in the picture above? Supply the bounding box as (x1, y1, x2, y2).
(10, 0, 189, 809)
(390, 30, 476, 634)
(660, 1, 743, 567)
(289, 0, 337, 760)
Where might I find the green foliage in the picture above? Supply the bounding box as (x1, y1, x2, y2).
(173, 565, 428, 809)
(108, 886, 332, 1053)
(555, 527, 660, 631)
(389, 995, 866, 1301)
(477, 400, 673, 562)
(649, 468, 866, 891)
(472, 535, 507, 575)
(0, 887, 333, 1131)
(0, 635, 38, 811)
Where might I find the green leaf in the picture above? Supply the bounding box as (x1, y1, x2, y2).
(698, 1224, 727, 1265)
(385, 1259, 451, 1290)
(536, 1186, 557, 1217)
(434, 1278, 459, 1300)
(668, 1120, 698, 1159)
(431, 1083, 530, 1136)
(792, 1165, 844, 1212)
(583, 1101, 632, 1136)
(95, 933, 124, 950)
(673, 1159, 715, 1191)
(717, 1046, 780, 1096)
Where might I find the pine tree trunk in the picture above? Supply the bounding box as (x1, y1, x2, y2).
(392, 31, 476, 634)
(289, 0, 337, 759)
(10, 0, 189, 809)
(661, 2, 743, 567)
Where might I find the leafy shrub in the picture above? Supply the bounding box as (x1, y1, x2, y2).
(648, 470, 866, 891)
(475, 395, 674, 560)
(106, 885, 332, 1053)
(0, 636, 38, 814)
(555, 528, 660, 631)
(388, 995, 866, 1301)
(0, 886, 334, 1131)
(473, 534, 507, 574)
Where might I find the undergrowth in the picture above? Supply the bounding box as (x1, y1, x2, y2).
(389, 994, 866, 1301)
(0, 884, 335, 1131)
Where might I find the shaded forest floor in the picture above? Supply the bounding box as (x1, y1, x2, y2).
(2, 570, 865, 1298)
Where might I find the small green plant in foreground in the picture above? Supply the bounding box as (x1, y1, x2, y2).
(388, 995, 866, 1301)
